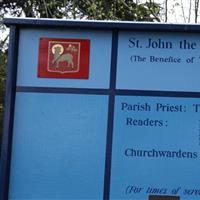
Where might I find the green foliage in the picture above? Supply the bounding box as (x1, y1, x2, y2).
(0, 0, 161, 21)
(0, 11, 7, 141)
(0, 44, 7, 139)
(76, 0, 161, 21)
(0, 0, 65, 18)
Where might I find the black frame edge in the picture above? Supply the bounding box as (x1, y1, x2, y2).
(16, 86, 109, 95)
(4, 18, 200, 33)
(0, 25, 19, 200)
(103, 30, 119, 200)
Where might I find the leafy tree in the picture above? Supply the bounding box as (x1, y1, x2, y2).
(75, 0, 160, 21)
(0, 0, 65, 18)
(0, 41, 7, 142)
(0, 0, 161, 21)
(0, 11, 7, 142)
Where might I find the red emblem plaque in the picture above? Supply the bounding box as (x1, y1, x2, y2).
(38, 38, 90, 79)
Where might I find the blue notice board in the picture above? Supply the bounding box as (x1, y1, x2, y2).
(1, 19, 200, 200)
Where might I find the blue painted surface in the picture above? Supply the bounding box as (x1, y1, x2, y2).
(9, 92, 108, 199)
(110, 95, 200, 200)
(3, 21, 200, 200)
(16, 28, 112, 89)
(116, 31, 200, 92)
